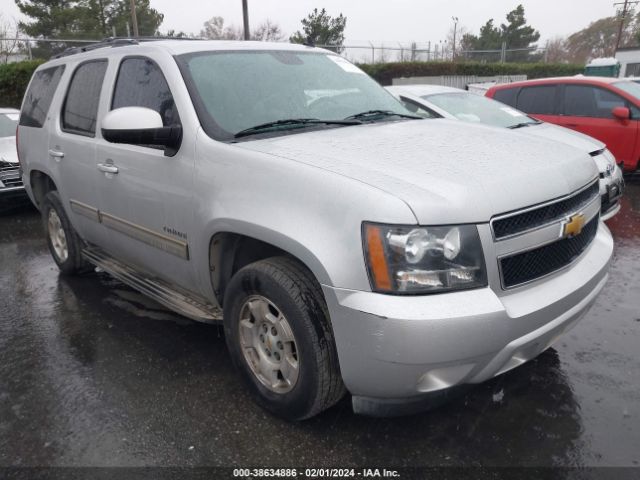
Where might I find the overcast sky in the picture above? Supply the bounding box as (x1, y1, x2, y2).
(0, 0, 617, 46)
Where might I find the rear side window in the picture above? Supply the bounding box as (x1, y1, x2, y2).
(517, 85, 557, 114)
(62, 60, 108, 136)
(111, 57, 180, 126)
(492, 88, 518, 107)
(19, 65, 65, 128)
(564, 85, 626, 118)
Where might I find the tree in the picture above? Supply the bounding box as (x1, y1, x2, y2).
(500, 5, 540, 51)
(289, 8, 346, 53)
(16, 0, 86, 57)
(16, 0, 85, 39)
(445, 23, 470, 59)
(164, 29, 190, 38)
(565, 11, 639, 63)
(200, 16, 284, 41)
(101, 0, 163, 37)
(252, 19, 284, 42)
(544, 36, 570, 63)
(0, 15, 24, 63)
(461, 5, 540, 62)
(200, 16, 242, 40)
(16, 0, 164, 58)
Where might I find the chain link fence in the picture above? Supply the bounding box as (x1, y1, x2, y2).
(1, 36, 551, 65)
(320, 42, 549, 64)
(1, 36, 99, 63)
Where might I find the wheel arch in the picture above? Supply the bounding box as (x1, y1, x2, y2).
(29, 169, 58, 208)
(208, 225, 331, 307)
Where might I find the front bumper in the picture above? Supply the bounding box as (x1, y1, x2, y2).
(322, 222, 613, 416)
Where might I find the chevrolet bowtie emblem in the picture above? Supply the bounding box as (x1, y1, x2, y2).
(562, 213, 586, 238)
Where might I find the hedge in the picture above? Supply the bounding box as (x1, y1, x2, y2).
(0, 60, 45, 109)
(358, 61, 584, 85)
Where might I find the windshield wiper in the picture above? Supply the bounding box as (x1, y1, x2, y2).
(508, 120, 541, 129)
(234, 118, 361, 138)
(344, 110, 423, 121)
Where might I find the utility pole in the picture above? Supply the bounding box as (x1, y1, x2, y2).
(614, 0, 639, 53)
(129, 0, 139, 37)
(242, 0, 250, 40)
(452, 16, 459, 60)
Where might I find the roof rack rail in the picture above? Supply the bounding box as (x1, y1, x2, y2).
(50, 36, 203, 59)
(51, 38, 138, 59)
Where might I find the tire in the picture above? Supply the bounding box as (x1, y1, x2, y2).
(41, 190, 91, 275)
(223, 256, 345, 420)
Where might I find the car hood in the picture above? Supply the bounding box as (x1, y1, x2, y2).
(523, 122, 605, 154)
(0, 137, 18, 163)
(235, 119, 598, 224)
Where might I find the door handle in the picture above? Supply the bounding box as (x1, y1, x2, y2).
(48, 149, 65, 159)
(97, 163, 119, 174)
(565, 124, 579, 128)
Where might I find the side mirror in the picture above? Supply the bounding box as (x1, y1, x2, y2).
(101, 107, 182, 156)
(612, 106, 630, 121)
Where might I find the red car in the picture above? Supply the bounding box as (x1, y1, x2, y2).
(486, 77, 640, 173)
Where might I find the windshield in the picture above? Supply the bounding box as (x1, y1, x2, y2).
(614, 81, 640, 100)
(0, 113, 18, 138)
(424, 92, 539, 128)
(176, 50, 411, 140)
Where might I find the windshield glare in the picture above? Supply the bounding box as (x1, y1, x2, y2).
(0, 113, 18, 138)
(424, 92, 537, 128)
(614, 81, 640, 99)
(178, 51, 410, 140)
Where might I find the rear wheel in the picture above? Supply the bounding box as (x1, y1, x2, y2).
(41, 191, 91, 275)
(223, 256, 345, 420)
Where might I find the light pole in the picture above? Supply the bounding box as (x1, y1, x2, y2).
(452, 16, 459, 60)
(242, 0, 250, 40)
(129, 0, 139, 37)
(613, 1, 639, 53)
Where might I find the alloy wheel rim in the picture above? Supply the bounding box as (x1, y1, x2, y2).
(48, 209, 68, 262)
(238, 295, 300, 393)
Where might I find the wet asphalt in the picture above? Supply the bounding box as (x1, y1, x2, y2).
(0, 185, 639, 469)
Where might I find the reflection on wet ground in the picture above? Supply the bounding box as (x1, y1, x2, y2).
(0, 185, 639, 468)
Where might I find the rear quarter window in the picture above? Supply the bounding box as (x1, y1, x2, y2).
(19, 65, 66, 128)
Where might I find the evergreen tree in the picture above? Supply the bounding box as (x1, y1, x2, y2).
(461, 5, 540, 62)
(290, 8, 346, 53)
(16, 0, 163, 58)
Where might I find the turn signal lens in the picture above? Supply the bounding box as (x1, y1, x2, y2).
(364, 224, 392, 291)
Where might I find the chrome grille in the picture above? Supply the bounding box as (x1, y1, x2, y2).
(492, 181, 599, 240)
(499, 217, 599, 289)
(0, 161, 22, 188)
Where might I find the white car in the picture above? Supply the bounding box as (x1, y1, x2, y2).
(0, 108, 27, 204)
(386, 85, 624, 220)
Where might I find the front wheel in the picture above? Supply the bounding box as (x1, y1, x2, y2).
(223, 257, 345, 420)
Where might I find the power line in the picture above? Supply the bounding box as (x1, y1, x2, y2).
(613, 0, 639, 52)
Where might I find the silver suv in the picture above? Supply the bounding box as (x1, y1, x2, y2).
(18, 39, 613, 420)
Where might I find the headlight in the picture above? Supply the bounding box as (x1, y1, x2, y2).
(602, 148, 616, 166)
(363, 223, 487, 294)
